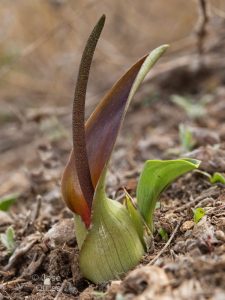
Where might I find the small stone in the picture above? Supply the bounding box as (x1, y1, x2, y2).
(192, 217, 217, 243)
(106, 281, 122, 299)
(43, 218, 75, 248)
(180, 220, 195, 232)
(173, 240, 185, 254)
(215, 230, 225, 242)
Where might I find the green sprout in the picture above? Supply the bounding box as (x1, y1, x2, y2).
(0, 226, 15, 254)
(158, 228, 169, 241)
(210, 172, 225, 184)
(192, 207, 206, 224)
(196, 170, 225, 185)
(61, 15, 200, 283)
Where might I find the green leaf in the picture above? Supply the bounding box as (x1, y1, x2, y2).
(124, 192, 145, 243)
(196, 170, 225, 185)
(0, 226, 15, 253)
(158, 227, 169, 241)
(0, 194, 17, 211)
(137, 159, 200, 231)
(210, 172, 225, 184)
(192, 207, 205, 224)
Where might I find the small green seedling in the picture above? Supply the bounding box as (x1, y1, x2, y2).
(179, 124, 195, 152)
(0, 193, 17, 211)
(158, 228, 169, 241)
(210, 172, 225, 184)
(172, 95, 206, 119)
(61, 15, 200, 283)
(0, 226, 15, 254)
(192, 207, 206, 224)
(196, 170, 225, 185)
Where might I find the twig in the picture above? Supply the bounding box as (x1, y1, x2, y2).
(54, 279, 67, 300)
(207, 204, 225, 216)
(4, 238, 38, 271)
(0, 270, 14, 277)
(21, 195, 42, 235)
(148, 222, 181, 265)
(1, 278, 26, 287)
(21, 253, 45, 278)
(172, 186, 219, 213)
(30, 195, 42, 223)
(195, 0, 210, 55)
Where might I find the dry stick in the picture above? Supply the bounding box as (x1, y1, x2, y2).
(30, 195, 42, 223)
(4, 239, 38, 271)
(21, 253, 46, 278)
(195, 0, 210, 55)
(172, 186, 219, 213)
(207, 204, 225, 216)
(1, 278, 26, 287)
(54, 280, 67, 300)
(148, 221, 181, 265)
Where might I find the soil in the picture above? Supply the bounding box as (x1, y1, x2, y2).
(1, 12, 225, 300)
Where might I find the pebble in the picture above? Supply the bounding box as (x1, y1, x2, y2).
(180, 220, 195, 232)
(43, 218, 75, 248)
(215, 230, 225, 242)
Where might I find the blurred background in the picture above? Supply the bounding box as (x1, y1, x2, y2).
(0, 0, 225, 196)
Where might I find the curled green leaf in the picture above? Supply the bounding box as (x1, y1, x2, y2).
(210, 172, 225, 184)
(137, 159, 200, 231)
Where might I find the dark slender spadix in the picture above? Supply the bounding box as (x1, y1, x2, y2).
(73, 15, 105, 208)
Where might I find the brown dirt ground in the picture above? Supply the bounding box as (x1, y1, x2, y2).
(1, 3, 225, 300)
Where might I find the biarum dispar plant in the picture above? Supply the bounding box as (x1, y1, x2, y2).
(61, 15, 200, 283)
